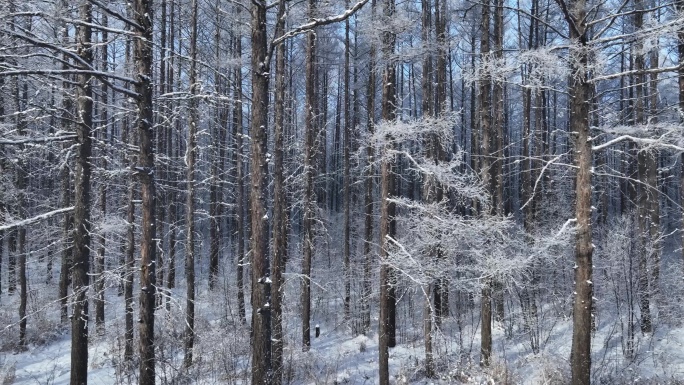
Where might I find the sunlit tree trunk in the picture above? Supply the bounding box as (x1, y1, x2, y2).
(561, 0, 593, 380)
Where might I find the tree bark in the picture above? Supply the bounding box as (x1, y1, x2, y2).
(133, 0, 157, 381)
(343, 0, 352, 324)
(301, 0, 317, 352)
(562, 0, 593, 380)
(379, 0, 397, 382)
(233, 20, 247, 326)
(479, 0, 493, 367)
(271, 1, 288, 383)
(249, 2, 272, 383)
(95, 14, 108, 333)
(362, 0, 376, 335)
(70, 1, 93, 382)
(183, 0, 199, 368)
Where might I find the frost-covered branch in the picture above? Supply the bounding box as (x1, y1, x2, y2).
(520, 152, 569, 211)
(0, 134, 77, 146)
(0, 206, 74, 232)
(270, 0, 371, 47)
(592, 124, 684, 152)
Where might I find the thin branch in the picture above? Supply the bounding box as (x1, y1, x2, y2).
(592, 134, 684, 152)
(270, 0, 370, 47)
(0, 206, 75, 232)
(0, 134, 77, 145)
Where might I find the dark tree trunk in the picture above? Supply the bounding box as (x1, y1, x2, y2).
(379, 0, 397, 382)
(95, 15, 108, 333)
(271, 1, 288, 383)
(183, 0, 199, 368)
(233, 22, 247, 326)
(362, 0, 376, 335)
(492, 0, 505, 322)
(479, 0, 493, 367)
(249, 2, 272, 383)
(301, 0, 317, 352)
(133, 0, 157, 381)
(58, 182, 74, 318)
(343, 0, 352, 324)
(70, 1, 93, 383)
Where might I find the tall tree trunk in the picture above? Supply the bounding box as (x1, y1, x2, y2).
(70, 1, 93, 382)
(208, 0, 225, 290)
(155, 0, 167, 307)
(433, 0, 450, 326)
(343, 0, 352, 324)
(233, 21, 247, 326)
(492, 0, 505, 322)
(95, 14, 109, 334)
(421, 0, 437, 374)
(122, 36, 135, 362)
(183, 0, 199, 368)
(58, 41, 74, 314)
(479, 0, 493, 367)
(133, 0, 157, 381)
(301, 0, 317, 352)
(633, 0, 652, 334)
(271, 1, 288, 383)
(563, 0, 593, 381)
(124, 164, 135, 362)
(379, 0, 397, 382)
(165, 0, 177, 307)
(249, 2, 272, 383)
(361, 0, 376, 335)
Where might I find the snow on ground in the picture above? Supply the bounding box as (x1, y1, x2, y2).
(3, 243, 684, 384)
(3, 288, 684, 384)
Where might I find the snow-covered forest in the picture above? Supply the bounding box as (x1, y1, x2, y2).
(1, 0, 684, 383)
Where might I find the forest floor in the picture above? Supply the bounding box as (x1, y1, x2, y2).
(2, 244, 684, 384)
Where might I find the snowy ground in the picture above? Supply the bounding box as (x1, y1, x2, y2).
(2, 230, 684, 384)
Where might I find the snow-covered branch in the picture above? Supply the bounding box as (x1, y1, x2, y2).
(270, 0, 371, 47)
(0, 206, 74, 232)
(592, 133, 684, 153)
(0, 134, 77, 146)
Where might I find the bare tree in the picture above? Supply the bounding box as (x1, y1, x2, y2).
(249, 1, 272, 382)
(271, 0, 288, 382)
(132, 0, 157, 381)
(362, 0, 377, 336)
(558, 0, 594, 380)
(379, 0, 397, 382)
(70, 0, 93, 382)
(301, 0, 317, 352)
(183, 0, 199, 368)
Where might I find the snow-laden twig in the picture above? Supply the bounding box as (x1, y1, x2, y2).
(0, 134, 77, 145)
(0, 206, 74, 231)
